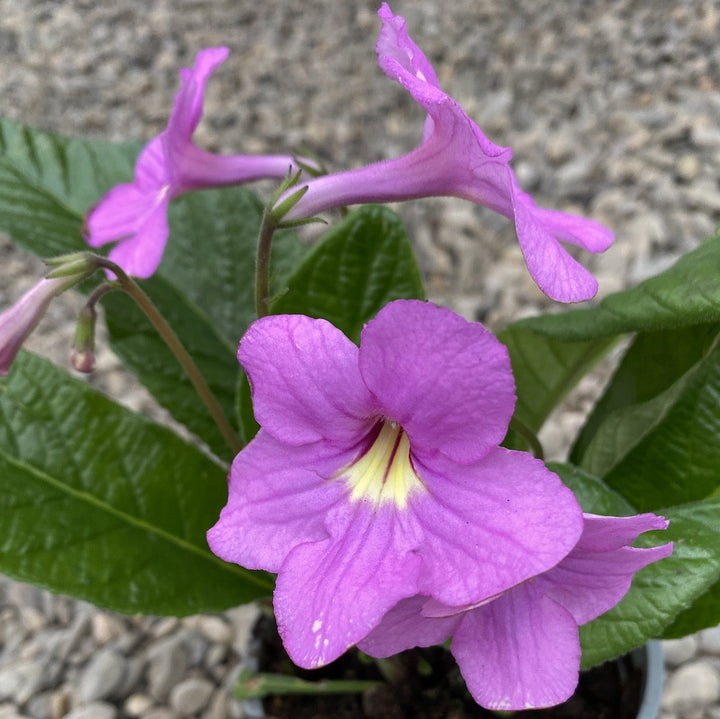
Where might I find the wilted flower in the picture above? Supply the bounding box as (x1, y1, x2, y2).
(359, 512, 672, 710)
(208, 300, 583, 668)
(279, 4, 613, 302)
(85, 47, 312, 278)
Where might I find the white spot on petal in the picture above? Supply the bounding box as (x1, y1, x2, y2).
(312, 619, 322, 633)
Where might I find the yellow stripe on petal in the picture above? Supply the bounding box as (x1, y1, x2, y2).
(339, 420, 426, 509)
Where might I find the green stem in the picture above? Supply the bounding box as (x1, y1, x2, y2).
(96, 258, 242, 456)
(255, 210, 277, 318)
(508, 416, 544, 461)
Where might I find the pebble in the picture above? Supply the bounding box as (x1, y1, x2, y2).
(123, 693, 154, 717)
(76, 648, 127, 703)
(169, 677, 215, 716)
(701, 627, 720, 656)
(662, 660, 720, 715)
(663, 635, 700, 668)
(64, 702, 118, 719)
(143, 709, 179, 719)
(145, 636, 190, 703)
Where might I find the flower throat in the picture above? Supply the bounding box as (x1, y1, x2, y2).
(339, 420, 425, 509)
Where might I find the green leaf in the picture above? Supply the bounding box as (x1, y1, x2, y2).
(0, 118, 138, 257)
(162, 188, 306, 349)
(512, 230, 720, 342)
(0, 352, 272, 615)
(498, 231, 720, 449)
(272, 205, 425, 343)
(571, 323, 720, 463)
(579, 499, 720, 668)
(547, 462, 635, 516)
(549, 464, 720, 667)
(498, 326, 616, 437)
(662, 577, 720, 639)
(581, 332, 720, 510)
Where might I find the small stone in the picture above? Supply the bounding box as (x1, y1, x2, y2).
(205, 643, 228, 670)
(699, 625, 720, 655)
(77, 648, 127, 703)
(63, 702, 117, 719)
(146, 636, 189, 702)
(143, 709, 179, 719)
(26, 690, 53, 719)
(0, 705, 23, 719)
(50, 613, 92, 662)
(91, 613, 126, 644)
(19, 607, 46, 634)
(675, 153, 702, 182)
(50, 690, 70, 719)
(123, 693, 154, 717)
(0, 659, 43, 704)
(169, 677, 215, 716)
(662, 659, 720, 713)
(225, 605, 262, 657)
(205, 689, 229, 719)
(151, 618, 180, 639)
(197, 617, 234, 646)
(663, 634, 699, 667)
(684, 180, 720, 213)
(116, 655, 146, 698)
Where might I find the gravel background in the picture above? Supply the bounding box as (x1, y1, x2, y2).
(1, 1, 720, 718)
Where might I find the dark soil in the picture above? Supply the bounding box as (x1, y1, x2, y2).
(253, 614, 643, 719)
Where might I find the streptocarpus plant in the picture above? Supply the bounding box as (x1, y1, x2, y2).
(0, 3, 718, 714)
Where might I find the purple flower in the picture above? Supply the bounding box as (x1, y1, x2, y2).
(0, 277, 71, 375)
(208, 300, 583, 668)
(279, 4, 613, 302)
(358, 512, 673, 711)
(85, 47, 310, 278)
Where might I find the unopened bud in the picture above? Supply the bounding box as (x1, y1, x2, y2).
(71, 304, 97, 373)
(45, 251, 99, 282)
(0, 277, 68, 375)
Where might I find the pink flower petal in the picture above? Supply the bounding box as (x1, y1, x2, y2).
(453, 584, 581, 710)
(166, 47, 230, 150)
(539, 514, 673, 625)
(84, 48, 301, 277)
(105, 194, 170, 279)
(357, 595, 459, 658)
(359, 300, 515, 463)
(274, 501, 423, 668)
(283, 5, 613, 303)
(238, 314, 378, 446)
(207, 430, 351, 573)
(412, 448, 582, 606)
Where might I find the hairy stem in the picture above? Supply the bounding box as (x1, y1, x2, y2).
(96, 258, 242, 456)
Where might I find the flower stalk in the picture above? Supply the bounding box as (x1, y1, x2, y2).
(95, 257, 242, 456)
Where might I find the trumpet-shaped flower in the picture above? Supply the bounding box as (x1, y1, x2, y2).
(85, 47, 310, 278)
(359, 512, 673, 711)
(0, 277, 73, 375)
(208, 300, 583, 669)
(279, 4, 613, 302)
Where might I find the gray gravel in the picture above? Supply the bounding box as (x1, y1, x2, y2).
(1, 1, 720, 717)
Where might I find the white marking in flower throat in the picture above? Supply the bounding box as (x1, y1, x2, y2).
(337, 420, 426, 509)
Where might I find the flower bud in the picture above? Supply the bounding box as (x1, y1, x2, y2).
(1, 253, 100, 375)
(0, 277, 68, 375)
(71, 304, 97, 373)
